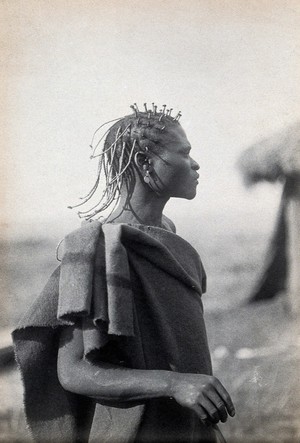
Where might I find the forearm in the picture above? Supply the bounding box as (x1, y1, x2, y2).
(58, 324, 178, 403)
(58, 358, 175, 403)
(57, 325, 235, 425)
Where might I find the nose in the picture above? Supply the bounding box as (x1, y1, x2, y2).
(191, 157, 200, 170)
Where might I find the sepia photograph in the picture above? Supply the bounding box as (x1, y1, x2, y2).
(1, 1, 300, 442)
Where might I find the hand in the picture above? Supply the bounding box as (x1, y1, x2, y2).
(170, 373, 235, 425)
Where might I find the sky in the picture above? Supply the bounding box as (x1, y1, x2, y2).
(1, 0, 300, 239)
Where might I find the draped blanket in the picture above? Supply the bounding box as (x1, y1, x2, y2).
(12, 222, 212, 442)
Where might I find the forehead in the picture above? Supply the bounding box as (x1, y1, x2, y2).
(161, 125, 190, 150)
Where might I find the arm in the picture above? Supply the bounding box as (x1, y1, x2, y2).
(57, 324, 235, 424)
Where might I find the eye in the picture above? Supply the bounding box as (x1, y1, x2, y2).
(182, 149, 191, 157)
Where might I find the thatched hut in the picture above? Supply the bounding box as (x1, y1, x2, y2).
(238, 121, 300, 314)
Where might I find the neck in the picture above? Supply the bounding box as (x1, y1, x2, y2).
(107, 184, 169, 227)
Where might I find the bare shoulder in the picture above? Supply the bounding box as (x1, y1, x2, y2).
(162, 214, 176, 233)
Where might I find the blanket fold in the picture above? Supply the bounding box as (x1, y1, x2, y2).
(12, 221, 209, 443)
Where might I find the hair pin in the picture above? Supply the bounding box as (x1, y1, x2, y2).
(162, 105, 166, 115)
(134, 103, 139, 112)
(174, 111, 182, 121)
(144, 103, 148, 112)
(130, 105, 138, 116)
(169, 108, 173, 116)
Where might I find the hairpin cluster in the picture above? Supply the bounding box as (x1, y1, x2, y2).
(130, 102, 182, 128)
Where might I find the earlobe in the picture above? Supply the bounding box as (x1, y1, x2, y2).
(134, 151, 154, 185)
(143, 169, 151, 184)
(134, 151, 152, 172)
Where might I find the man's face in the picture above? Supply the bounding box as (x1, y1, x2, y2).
(150, 125, 200, 200)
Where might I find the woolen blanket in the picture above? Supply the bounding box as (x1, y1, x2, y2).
(12, 222, 212, 442)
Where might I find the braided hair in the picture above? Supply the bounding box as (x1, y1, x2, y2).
(69, 103, 182, 221)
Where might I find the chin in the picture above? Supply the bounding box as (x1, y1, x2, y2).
(174, 190, 197, 200)
(186, 193, 196, 200)
(170, 185, 198, 200)
(185, 187, 198, 200)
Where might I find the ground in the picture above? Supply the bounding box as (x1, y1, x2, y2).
(207, 299, 300, 443)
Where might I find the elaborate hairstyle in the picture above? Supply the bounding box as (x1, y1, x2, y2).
(69, 103, 182, 221)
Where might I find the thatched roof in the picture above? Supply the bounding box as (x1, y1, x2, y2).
(237, 121, 300, 185)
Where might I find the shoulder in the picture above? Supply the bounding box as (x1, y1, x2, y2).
(64, 220, 102, 243)
(58, 220, 103, 260)
(162, 214, 176, 233)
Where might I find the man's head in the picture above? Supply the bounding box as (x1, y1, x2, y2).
(72, 104, 199, 220)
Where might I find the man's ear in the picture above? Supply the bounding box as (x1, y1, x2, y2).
(134, 151, 150, 171)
